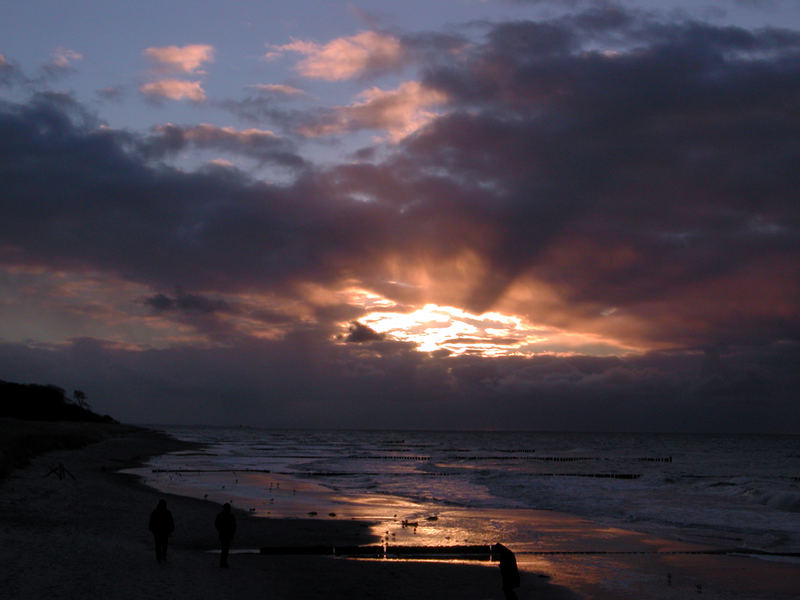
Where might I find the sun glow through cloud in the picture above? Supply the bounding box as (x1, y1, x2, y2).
(360, 303, 533, 355)
(2, 0, 798, 433)
(351, 302, 627, 357)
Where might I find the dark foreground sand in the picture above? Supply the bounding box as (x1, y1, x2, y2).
(0, 424, 578, 600)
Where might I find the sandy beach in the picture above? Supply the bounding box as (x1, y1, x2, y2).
(0, 424, 578, 600)
(3, 423, 800, 600)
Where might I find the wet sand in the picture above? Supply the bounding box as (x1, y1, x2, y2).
(134, 446, 800, 600)
(0, 425, 577, 600)
(3, 424, 798, 600)
(515, 517, 800, 600)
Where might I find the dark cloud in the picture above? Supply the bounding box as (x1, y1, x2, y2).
(0, 56, 25, 87)
(1, 7, 799, 430)
(0, 337, 797, 432)
(506, 0, 588, 5)
(144, 293, 174, 312)
(218, 95, 283, 123)
(344, 321, 386, 343)
(0, 92, 387, 296)
(140, 123, 307, 168)
(0, 55, 82, 90)
(218, 96, 320, 136)
(3, 7, 800, 351)
(144, 291, 231, 314)
(397, 9, 800, 343)
(95, 85, 126, 102)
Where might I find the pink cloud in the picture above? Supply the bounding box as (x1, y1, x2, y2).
(50, 47, 83, 68)
(155, 123, 279, 143)
(208, 158, 235, 168)
(144, 44, 214, 74)
(140, 79, 206, 102)
(248, 83, 308, 97)
(299, 80, 448, 141)
(270, 31, 406, 80)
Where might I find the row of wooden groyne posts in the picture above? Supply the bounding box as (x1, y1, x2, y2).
(257, 545, 796, 559)
(237, 455, 674, 462)
(259, 544, 495, 560)
(287, 471, 646, 479)
(347, 455, 674, 462)
(152, 455, 673, 481)
(154, 468, 649, 479)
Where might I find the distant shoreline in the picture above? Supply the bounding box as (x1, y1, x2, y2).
(0, 418, 143, 479)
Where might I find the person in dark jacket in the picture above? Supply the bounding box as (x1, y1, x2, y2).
(148, 499, 174, 563)
(492, 543, 520, 600)
(215, 503, 237, 567)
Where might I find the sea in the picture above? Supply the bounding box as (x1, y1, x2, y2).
(131, 427, 800, 561)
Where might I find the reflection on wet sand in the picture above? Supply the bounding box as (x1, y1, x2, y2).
(129, 465, 800, 599)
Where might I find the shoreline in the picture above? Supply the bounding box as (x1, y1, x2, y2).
(0, 422, 578, 600)
(4, 422, 800, 599)
(113, 425, 800, 599)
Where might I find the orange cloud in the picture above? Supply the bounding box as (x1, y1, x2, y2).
(299, 80, 447, 141)
(271, 31, 405, 80)
(140, 79, 206, 101)
(144, 44, 214, 73)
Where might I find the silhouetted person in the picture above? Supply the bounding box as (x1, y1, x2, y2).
(215, 502, 237, 567)
(492, 543, 520, 600)
(149, 499, 174, 563)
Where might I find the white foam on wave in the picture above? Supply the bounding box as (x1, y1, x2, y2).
(146, 427, 800, 553)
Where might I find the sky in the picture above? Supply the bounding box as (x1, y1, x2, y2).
(1, 0, 799, 432)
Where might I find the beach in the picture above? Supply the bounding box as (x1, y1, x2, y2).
(0, 424, 577, 600)
(3, 424, 800, 600)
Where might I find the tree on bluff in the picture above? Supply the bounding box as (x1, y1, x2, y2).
(0, 380, 117, 423)
(73, 389, 90, 410)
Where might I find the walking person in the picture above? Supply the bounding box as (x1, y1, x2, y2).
(149, 499, 174, 563)
(215, 502, 237, 567)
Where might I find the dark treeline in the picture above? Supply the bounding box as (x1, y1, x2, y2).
(0, 379, 117, 423)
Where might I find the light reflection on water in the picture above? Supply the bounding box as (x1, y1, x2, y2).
(128, 428, 800, 599)
(125, 461, 800, 600)
(130, 460, 581, 553)
(127, 448, 711, 551)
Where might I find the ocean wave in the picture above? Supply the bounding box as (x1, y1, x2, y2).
(756, 490, 800, 513)
(149, 427, 800, 553)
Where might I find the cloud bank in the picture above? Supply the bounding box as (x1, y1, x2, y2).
(1, 6, 799, 430)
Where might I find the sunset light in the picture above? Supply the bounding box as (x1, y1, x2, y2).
(1, 0, 797, 432)
(3, 3, 799, 598)
(351, 302, 638, 358)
